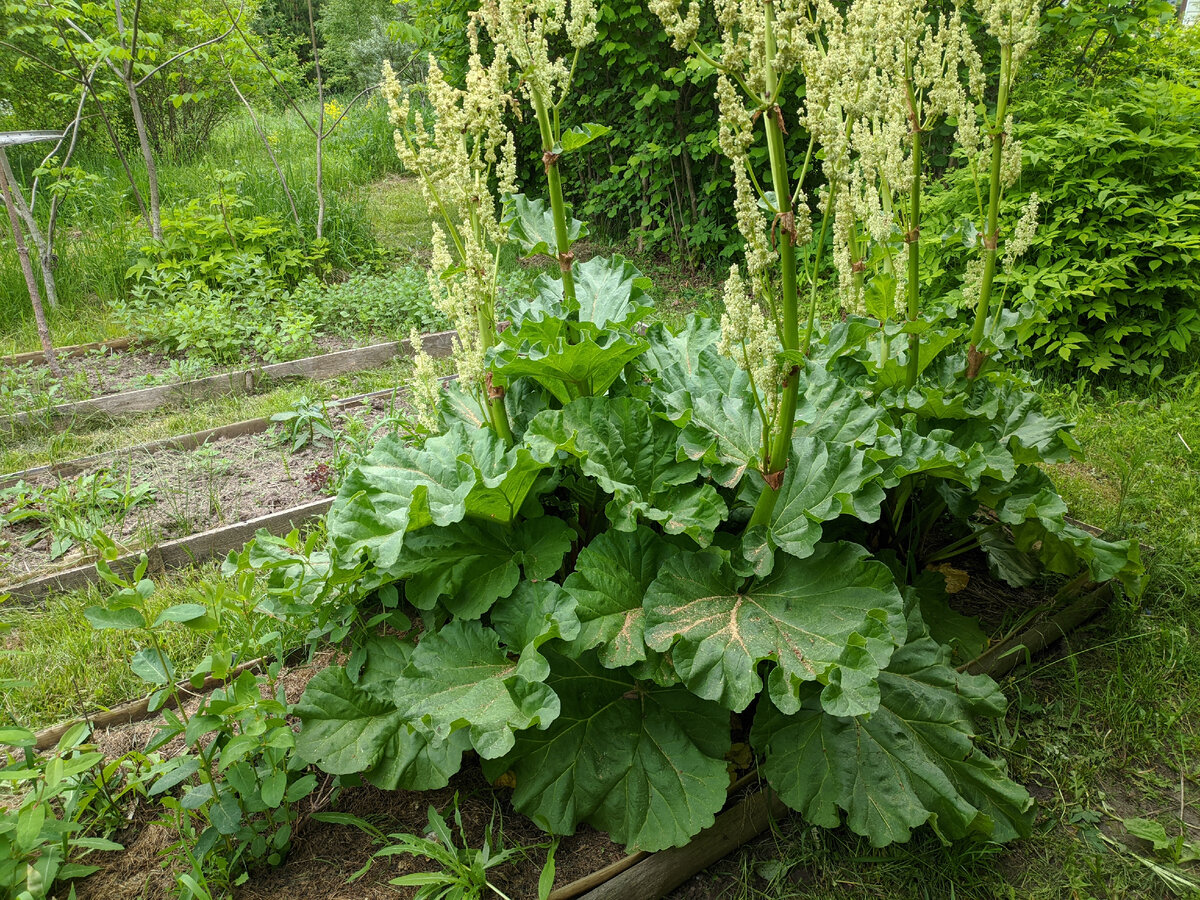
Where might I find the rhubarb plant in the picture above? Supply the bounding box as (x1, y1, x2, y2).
(288, 0, 1143, 855)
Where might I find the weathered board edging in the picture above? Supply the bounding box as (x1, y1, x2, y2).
(2, 497, 333, 603)
(2, 337, 133, 367)
(0, 329, 456, 433)
(571, 789, 787, 900)
(32, 653, 270, 751)
(0, 382, 417, 490)
(964, 582, 1114, 680)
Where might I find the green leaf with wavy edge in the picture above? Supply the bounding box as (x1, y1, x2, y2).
(328, 425, 548, 573)
(514, 254, 654, 331)
(492, 325, 648, 405)
(491, 581, 581, 661)
(393, 517, 573, 618)
(294, 655, 466, 791)
(555, 122, 612, 155)
(751, 435, 885, 564)
(871, 421, 973, 489)
(506, 193, 587, 258)
(974, 466, 1142, 591)
(561, 526, 679, 669)
(525, 396, 725, 544)
(643, 542, 904, 716)
(642, 317, 721, 392)
(655, 343, 761, 488)
(505, 273, 570, 332)
(395, 619, 559, 759)
(573, 255, 655, 329)
(793, 362, 886, 446)
(751, 619, 1034, 848)
(482, 651, 730, 851)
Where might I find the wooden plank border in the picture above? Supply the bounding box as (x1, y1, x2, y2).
(0, 382, 418, 490)
(0, 330, 456, 433)
(2, 497, 333, 603)
(2, 337, 133, 367)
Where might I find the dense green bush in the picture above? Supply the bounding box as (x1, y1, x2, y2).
(929, 76, 1200, 378)
(117, 176, 326, 362)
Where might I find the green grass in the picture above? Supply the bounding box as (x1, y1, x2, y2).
(0, 564, 229, 729)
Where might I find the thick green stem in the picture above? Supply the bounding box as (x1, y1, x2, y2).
(532, 92, 577, 307)
(904, 58, 923, 390)
(747, 2, 800, 530)
(468, 207, 513, 447)
(967, 45, 1012, 377)
(904, 117, 922, 389)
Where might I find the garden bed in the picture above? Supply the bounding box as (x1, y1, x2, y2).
(0, 330, 455, 432)
(0, 393, 410, 597)
(1, 336, 357, 413)
(31, 551, 1120, 900)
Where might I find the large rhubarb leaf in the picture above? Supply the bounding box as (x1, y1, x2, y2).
(643, 543, 904, 717)
(329, 425, 547, 572)
(794, 363, 885, 447)
(752, 435, 885, 563)
(392, 518, 573, 617)
(394, 620, 559, 759)
(526, 396, 725, 543)
(573, 255, 654, 330)
(655, 345, 762, 488)
(751, 620, 1034, 847)
(642, 317, 721, 392)
(490, 581, 581, 667)
(561, 526, 678, 668)
(294, 641, 467, 790)
(491, 325, 648, 405)
(482, 651, 730, 851)
(506, 193, 587, 258)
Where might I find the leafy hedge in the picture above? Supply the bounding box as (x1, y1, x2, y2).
(930, 78, 1200, 378)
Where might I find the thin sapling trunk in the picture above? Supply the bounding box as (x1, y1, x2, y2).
(0, 151, 60, 375)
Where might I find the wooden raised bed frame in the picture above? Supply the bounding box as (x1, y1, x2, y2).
(2, 337, 133, 367)
(0, 330, 456, 433)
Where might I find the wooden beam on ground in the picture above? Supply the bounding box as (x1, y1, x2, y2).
(2, 337, 133, 367)
(0, 330, 455, 433)
(572, 790, 788, 900)
(32, 653, 270, 751)
(965, 583, 1114, 679)
(2, 497, 333, 603)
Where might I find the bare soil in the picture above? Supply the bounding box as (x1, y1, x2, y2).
(4, 335, 359, 410)
(68, 652, 630, 900)
(0, 395, 406, 584)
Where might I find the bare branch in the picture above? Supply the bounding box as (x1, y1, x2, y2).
(219, 0, 316, 135)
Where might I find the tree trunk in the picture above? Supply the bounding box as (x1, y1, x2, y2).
(114, 0, 163, 239)
(0, 152, 58, 309)
(0, 151, 59, 375)
(308, 0, 326, 241)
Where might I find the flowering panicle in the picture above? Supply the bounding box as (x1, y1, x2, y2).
(408, 328, 444, 433)
(476, 0, 598, 110)
(381, 37, 514, 401)
(1002, 192, 1040, 273)
(717, 265, 779, 424)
